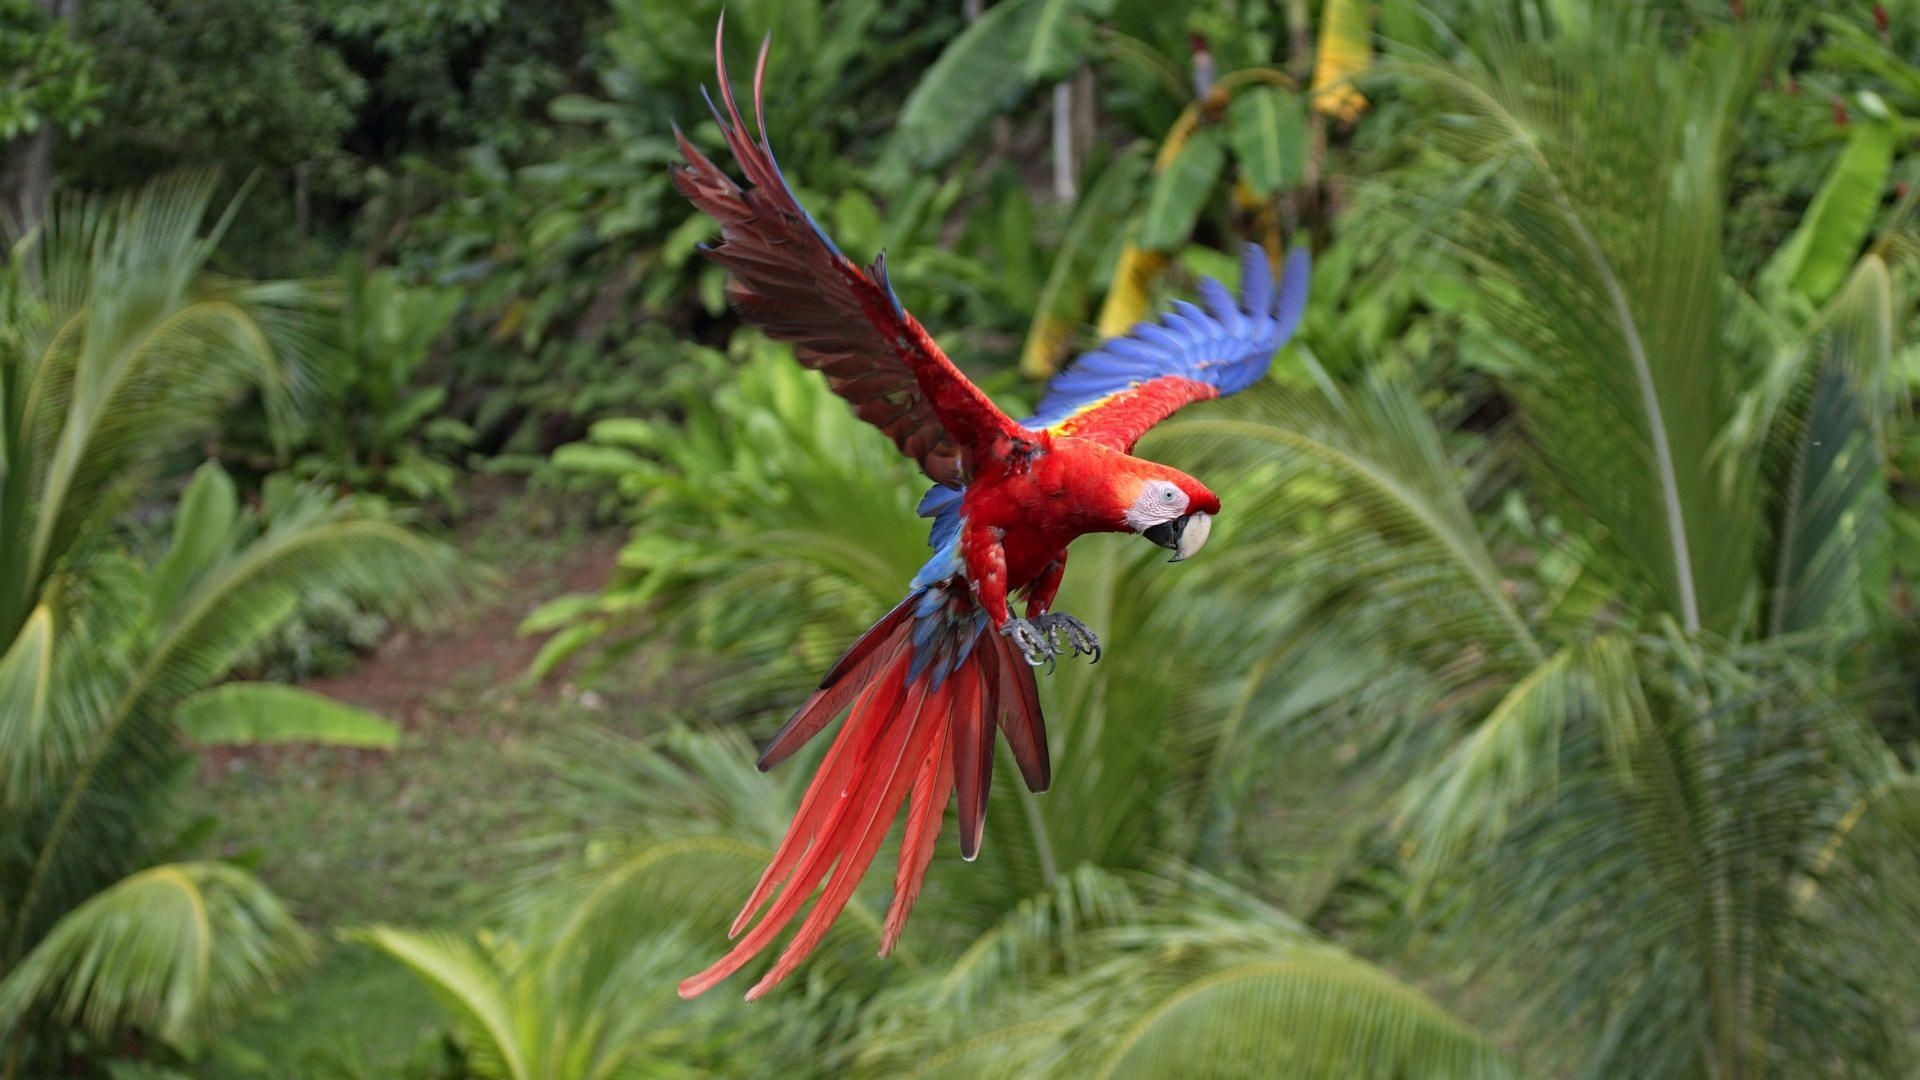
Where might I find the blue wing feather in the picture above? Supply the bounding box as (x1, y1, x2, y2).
(1239, 244, 1273, 318)
(1270, 246, 1310, 344)
(1023, 242, 1311, 430)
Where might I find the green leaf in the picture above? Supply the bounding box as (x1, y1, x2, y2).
(1099, 959, 1517, 1078)
(1759, 119, 1894, 306)
(150, 463, 238, 623)
(524, 620, 606, 682)
(528, 209, 583, 253)
(547, 93, 618, 124)
(587, 417, 659, 449)
(1138, 127, 1226, 251)
(0, 606, 59, 806)
(1022, 0, 1115, 81)
(175, 683, 400, 748)
(0, 863, 313, 1047)
(423, 416, 476, 446)
(552, 442, 648, 475)
(1227, 87, 1307, 196)
(884, 0, 1044, 175)
(344, 928, 529, 1080)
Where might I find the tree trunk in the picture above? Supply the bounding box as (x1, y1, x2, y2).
(1051, 81, 1075, 201)
(1, 128, 56, 236)
(2, 0, 78, 238)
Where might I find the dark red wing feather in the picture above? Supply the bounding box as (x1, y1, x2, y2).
(671, 23, 1017, 486)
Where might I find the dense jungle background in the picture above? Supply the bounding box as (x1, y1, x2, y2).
(5, 0, 1920, 1075)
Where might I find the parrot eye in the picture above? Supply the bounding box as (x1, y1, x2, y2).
(1124, 480, 1191, 533)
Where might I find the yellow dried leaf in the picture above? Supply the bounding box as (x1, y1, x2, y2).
(492, 298, 529, 344)
(1311, 0, 1372, 123)
(1020, 313, 1079, 380)
(1097, 246, 1169, 340)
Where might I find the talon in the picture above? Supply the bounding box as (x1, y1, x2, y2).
(1000, 617, 1054, 668)
(1030, 613, 1102, 666)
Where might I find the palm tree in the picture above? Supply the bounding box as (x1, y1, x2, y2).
(0, 174, 463, 1069)
(1144, 7, 1920, 1075)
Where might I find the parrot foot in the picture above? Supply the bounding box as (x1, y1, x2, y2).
(1001, 618, 1056, 673)
(1033, 612, 1101, 664)
(1000, 613, 1102, 673)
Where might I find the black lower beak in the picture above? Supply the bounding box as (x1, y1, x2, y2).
(1142, 512, 1213, 562)
(1143, 517, 1186, 552)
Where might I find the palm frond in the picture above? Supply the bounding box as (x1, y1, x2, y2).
(1440, 635, 1916, 1077)
(8, 483, 463, 961)
(1, 173, 328, 635)
(1387, 11, 1777, 634)
(1095, 956, 1511, 1078)
(0, 607, 58, 807)
(345, 928, 528, 1080)
(1157, 377, 1543, 681)
(0, 862, 312, 1049)
(859, 871, 1516, 1080)
(1752, 257, 1898, 640)
(1396, 635, 1644, 895)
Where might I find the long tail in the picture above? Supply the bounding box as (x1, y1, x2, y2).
(677, 590, 1048, 1000)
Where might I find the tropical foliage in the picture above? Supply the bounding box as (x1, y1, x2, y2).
(3, 0, 1919, 1077)
(488, 3, 1920, 1077)
(0, 175, 460, 1071)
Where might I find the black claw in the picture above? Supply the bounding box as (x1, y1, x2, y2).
(1000, 617, 1055, 669)
(1028, 612, 1102, 668)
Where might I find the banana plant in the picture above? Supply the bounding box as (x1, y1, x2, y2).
(1004, 6, 1340, 378)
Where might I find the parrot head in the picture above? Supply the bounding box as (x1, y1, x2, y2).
(1116, 464, 1220, 563)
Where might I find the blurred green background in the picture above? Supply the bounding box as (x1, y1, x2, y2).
(5, 0, 1920, 1076)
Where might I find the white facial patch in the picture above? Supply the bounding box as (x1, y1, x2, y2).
(1125, 479, 1189, 532)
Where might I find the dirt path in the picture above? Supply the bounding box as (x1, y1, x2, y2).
(192, 500, 641, 923)
(303, 533, 623, 730)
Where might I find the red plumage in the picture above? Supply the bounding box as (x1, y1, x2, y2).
(1052, 375, 1223, 452)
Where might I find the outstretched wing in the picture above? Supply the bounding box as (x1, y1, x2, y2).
(1025, 244, 1311, 452)
(671, 22, 1016, 487)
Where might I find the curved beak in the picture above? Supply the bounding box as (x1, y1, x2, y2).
(1142, 512, 1213, 563)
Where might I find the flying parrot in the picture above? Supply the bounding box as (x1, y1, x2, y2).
(672, 22, 1309, 1000)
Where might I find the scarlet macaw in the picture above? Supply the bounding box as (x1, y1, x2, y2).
(672, 23, 1309, 1000)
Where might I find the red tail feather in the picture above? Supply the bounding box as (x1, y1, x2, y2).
(679, 601, 1047, 1000)
(883, 719, 953, 954)
(984, 632, 1050, 792)
(952, 658, 993, 860)
(757, 597, 914, 771)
